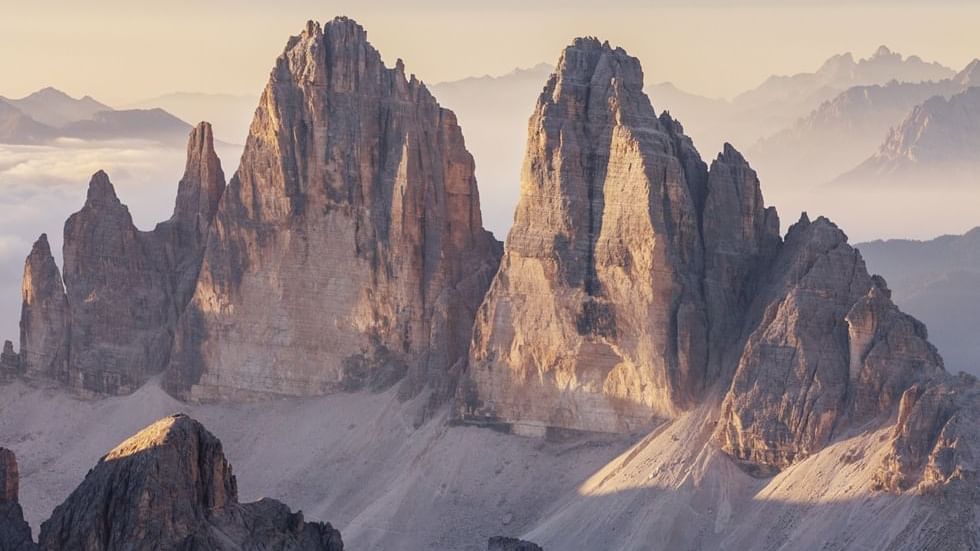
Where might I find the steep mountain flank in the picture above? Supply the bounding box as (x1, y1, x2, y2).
(460, 37, 963, 482)
(166, 18, 501, 404)
(0, 448, 37, 550)
(16, 122, 226, 395)
(462, 38, 779, 434)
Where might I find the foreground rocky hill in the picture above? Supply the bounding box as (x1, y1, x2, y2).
(1, 413, 343, 550)
(0, 16, 977, 551)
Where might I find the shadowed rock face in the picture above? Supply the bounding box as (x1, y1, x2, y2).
(462, 38, 779, 434)
(714, 215, 944, 471)
(37, 414, 343, 551)
(0, 448, 37, 550)
(17, 123, 225, 396)
(459, 36, 957, 479)
(166, 17, 501, 403)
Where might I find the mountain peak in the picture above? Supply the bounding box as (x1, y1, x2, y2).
(84, 170, 121, 208)
(873, 45, 895, 58)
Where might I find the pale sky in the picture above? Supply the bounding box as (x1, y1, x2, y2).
(4, 0, 980, 104)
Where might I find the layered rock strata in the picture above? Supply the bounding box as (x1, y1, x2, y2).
(460, 36, 952, 479)
(462, 38, 779, 434)
(38, 414, 343, 551)
(166, 17, 500, 402)
(17, 123, 226, 395)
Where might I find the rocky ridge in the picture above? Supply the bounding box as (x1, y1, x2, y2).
(460, 35, 971, 483)
(166, 17, 501, 405)
(16, 122, 226, 396)
(1, 18, 976, 543)
(1, 414, 343, 550)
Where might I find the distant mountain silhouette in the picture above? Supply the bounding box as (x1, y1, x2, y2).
(125, 92, 257, 145)
(0, 88, 193, 146)
(0, 87, 111, 127)
(752, 59, 980, 187)
(837, 85, 980, 185)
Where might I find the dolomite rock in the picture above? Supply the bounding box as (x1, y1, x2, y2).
(38, 414, 343, 551)
(154, 121, 227, 309)
(17, 123, 225, 396)
(61, 170, 175, 394)
(18, 234, 69, 383)
(0, 448, 36, 550)
(166, 17, 500, 403)
(874, 374, 979, 492)
(461, 38, 777, 434)
(715, 215, 943, 472)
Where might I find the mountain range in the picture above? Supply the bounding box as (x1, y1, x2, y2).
(0, 88, 193, 145)
(0, 17, 977, 551)
(859, 227, 980, 378)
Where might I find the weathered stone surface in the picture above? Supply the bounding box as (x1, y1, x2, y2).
(18, 234, 69, 383)
(166, 17, 500, 403)
(17, 123, 225, 396)
(61, 171, 175, 394)
(0, 448, 37, 550)
(461, 38, 777, 434)
(155, 121, 227, 310)
(487, 536, 543, 551)
(38, 414, 342, 551)
(874, 374, 979, 492)
(715, 215, 943, 472)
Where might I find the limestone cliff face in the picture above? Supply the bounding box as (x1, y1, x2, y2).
(37, 414, 343, 550)
(874, 374, 979, 492)
(461, 39, 778, 434)
(714, 216, 942, 471)
(166, 18, 500, 402)
(62, 171, 175, 394)
(17, 123, 226, 396)
(19, 234, 69, 383)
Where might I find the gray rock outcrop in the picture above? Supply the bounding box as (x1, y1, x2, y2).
(17, 123, 226, 395)
(38, 414, 343, 551)
(166, 17, 501, 403)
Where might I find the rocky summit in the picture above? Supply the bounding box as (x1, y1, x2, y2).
(462, 38, 780, 435)
(36, 414, 343, 551)
(166, 17, 501, 404)
(459, 34, 971, 482)
(17, 122, 226, 395)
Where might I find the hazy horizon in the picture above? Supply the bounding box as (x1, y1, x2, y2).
(5, 1, 980, 105)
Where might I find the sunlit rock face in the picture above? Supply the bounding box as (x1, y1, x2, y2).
(714, 215, 944, 472)
(461, 38, 778, 434)
(17, 123, 226, 395)
(166, 17, 501, 403)
(874, 374, 980, 493)
(37, 414, 344, 550)
(18, 234, 69, 384)
(459, 36, 955, 479)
